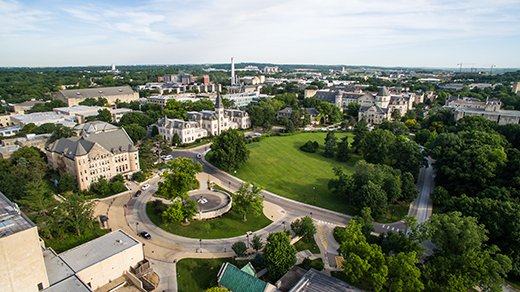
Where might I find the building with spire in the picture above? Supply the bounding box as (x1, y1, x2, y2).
(45, 121, 139, 190)
(157, 93, 250, 144)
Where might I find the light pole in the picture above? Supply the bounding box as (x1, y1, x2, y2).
(199, 239, 202, 251)
(246, 234, 249, 248)
(136, 222, 139, 234)
(228, 181, 231, 190)
(282, 221, 285, 231)
(310, 212, 313, 218)
(313, 186, 316, 205)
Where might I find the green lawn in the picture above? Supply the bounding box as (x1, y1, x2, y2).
(231, 132, 408, 221)
(146, 202, 271, 239)
(177, 258, 248, 292)
(294, 236, 321, 254)
(233, 132, 361, 215)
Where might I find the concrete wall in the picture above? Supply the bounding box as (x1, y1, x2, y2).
(75, 242, 143, 290)
(0, 227, 49, 292)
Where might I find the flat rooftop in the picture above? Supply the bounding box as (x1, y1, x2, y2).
(42, 275, 91, 292)
(42, 248, 75, 286)
(59, 230, 140, 273)
(0, 192, 35, 238)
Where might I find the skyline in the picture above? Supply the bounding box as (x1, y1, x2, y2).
(1, 0, 520, 68)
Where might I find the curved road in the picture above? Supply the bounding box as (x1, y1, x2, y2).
(123, 144, 435, 254)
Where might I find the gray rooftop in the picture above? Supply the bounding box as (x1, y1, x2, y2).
(11, 112, 77, 126)
(48, 127, 136, 159)
(53, 105, 105, 115)
(0, 192, 35, 238)
(376, 86, 390, 97)
(42, 275, 91, 292)
(73, 121, 119, 134)
(289, 269, 365, 292)
(57, 86, 135, 100)
(43, 248, 75, 286)
(59, 230, 140, 273)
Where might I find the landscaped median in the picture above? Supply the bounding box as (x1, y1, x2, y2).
(146, 201, 271, 239)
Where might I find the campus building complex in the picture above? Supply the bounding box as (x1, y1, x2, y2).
(157, 93, 250, 144)
(54, 86, 139, 107)
(45, 122, 139, 190)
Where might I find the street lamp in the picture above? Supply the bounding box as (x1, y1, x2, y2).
(313, 186, 316, 205)
(199, 239, 202, 251)
(136, 222, 139, 234)
(234, 170, 237, 176)
(246, 234, 249, 248)
(310, 212, 313, 218)
(282, 221, 285, 231)
(229, 181, 231, 190)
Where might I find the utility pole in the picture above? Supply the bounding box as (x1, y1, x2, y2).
(490, 64, 496, 74)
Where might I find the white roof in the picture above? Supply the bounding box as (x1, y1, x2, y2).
(58, 230, 140, 273)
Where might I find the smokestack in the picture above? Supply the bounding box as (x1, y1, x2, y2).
(231, 57, 235, 85)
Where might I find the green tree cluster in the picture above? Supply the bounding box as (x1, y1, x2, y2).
(208, 129, 249, 171)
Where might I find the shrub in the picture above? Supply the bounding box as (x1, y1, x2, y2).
(300, 140, 318, 153)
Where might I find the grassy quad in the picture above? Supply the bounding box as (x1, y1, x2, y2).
(146, 202, 271, 239)
(230, 132, 409, 222)
(233, 132, 360, 215)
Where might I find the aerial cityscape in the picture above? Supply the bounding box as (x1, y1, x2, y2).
(1, 1, 520, 292)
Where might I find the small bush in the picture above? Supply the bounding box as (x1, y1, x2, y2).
(310, 259, 324, 271)
(300, 140, 318, 153)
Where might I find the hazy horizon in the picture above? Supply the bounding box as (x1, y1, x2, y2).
(1, 0, 519, 68)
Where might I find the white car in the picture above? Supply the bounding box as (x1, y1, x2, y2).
(142, 184, 151, 190)
(164, 155, 173, 161)
(254, 133, 261, 136)
(197, 153, 202, 159)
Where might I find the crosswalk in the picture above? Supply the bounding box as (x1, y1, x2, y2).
(381, 225, 400, 232)
(316, 222, 328, 250)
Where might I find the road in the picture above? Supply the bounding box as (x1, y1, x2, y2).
(407, 158, 435, 223)
(123, 144, 437, 255)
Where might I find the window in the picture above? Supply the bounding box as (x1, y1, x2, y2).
(38, 283, 43, 290)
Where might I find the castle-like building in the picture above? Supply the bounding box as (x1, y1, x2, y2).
(157, 93, 250, 144)
(45, 122, 139, 190)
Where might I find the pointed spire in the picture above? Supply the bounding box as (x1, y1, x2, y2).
(377, 86, 390, 97)
(215, 92, 224, 110)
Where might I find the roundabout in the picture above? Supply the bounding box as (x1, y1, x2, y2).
(188, 189, 232, 220)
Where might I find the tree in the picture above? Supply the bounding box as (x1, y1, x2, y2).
(232, 182, 264, 221)
(338, 221, 388, 292)
(158, 157, 203, 201)
(132, 171, 146, 182)
(151, 125, 159, 137)
(336, 136, 351, 162)
(391, 109, 401, 121)
(232, 241, 247, 257)
(360, 129, 395, 164)
(389, 135, 426, 177)
(323, 131, 337, 158)
(263, 231, 297, 280)
(400, 172, 418, 203)
(351, 117, 368, 153)
(328, 167, 355, 204)
(59, 172, 77, 193)
(251, 234, 263, 251)
(90, 177, 110, 196)
(122, 123, 147, 143)
(162, 202, 184, 222)
(208, 129, 249, 171)
(290, 216, 316, 240)
(96, 109, 112, 123)
(51, 124, 76, 141)
(119, 112, 154, 127)
(346, 102, 361, 118)
(425, 212, 512, 291)
(171, 133, 180, 146)
(359, 180, 387, 217)
(350, 207, 375, 237)
(60, 192, 95, 237)
(387, 252, 424, 292)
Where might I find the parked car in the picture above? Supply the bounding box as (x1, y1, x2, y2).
(142, 184, 151, 190)
(139, 231, 151, 240)
(246, 135, 253, 139)
(164, 155, 173, 161)
(196, 153, 202, 159)
(134, 190, 142, 197)
(254, 132, 261, 136)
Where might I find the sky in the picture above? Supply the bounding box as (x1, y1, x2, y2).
(1, 0, 520, 69)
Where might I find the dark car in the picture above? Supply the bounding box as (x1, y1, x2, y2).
(139, 231, 151, 240)
(134, 190, 142, 197)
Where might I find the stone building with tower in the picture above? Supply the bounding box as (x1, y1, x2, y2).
(157, 93, 250, 144)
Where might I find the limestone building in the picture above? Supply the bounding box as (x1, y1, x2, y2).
(444, 96, 520, 125)
(45, 122, 139, 190)
(0, 192, 49, 292)
(157, 93, 250, 144)
(54, 86, 139, 107)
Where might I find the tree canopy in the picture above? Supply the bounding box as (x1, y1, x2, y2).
(208, 129, 249, 171)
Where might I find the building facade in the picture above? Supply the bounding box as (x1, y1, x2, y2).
(444, 96, 520, 125)
(157, 93, 250, 144)
(45, 122, 139, 190)
(54, 86, 139, 107)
